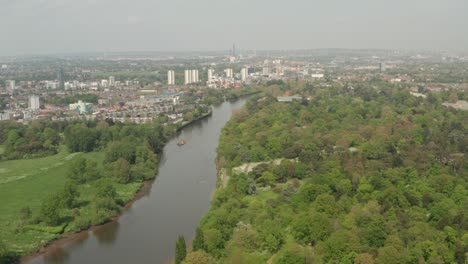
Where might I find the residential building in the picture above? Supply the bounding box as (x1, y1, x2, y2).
(69, 100, 93, 114)
(241, 68, 248, 81)
(225, 68, 233, 78)
(167, 70, 175, 85)
(29, 95, 40, 110)
(208, 69, 214, 81)
(191, 70, 199, 83)
(184, 70, 192, 84)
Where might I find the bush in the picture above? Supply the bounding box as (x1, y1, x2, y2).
(73, 215, 91, 231)
(24, 223, 67, 234)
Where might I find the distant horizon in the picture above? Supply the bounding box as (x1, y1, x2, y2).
(1, 47, 466, 59)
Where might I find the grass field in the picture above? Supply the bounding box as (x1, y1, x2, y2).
(0, 146, 142, 255)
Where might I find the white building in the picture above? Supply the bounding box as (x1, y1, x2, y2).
(69, 100, 93, 114)
(184, 69, 198, 84)
(101, 79, 109, 88)
(311, 73, 324, 79)
(225, 68, 233, 78)
(262, 67, 271, 75)
(191, 69, 199, 83)
(29, 95, 40, 110)
(207, 69, 214, 81)
(241, 68, 248, 81)
(109, 76, 115, 86)
(0, 111, 12, 121)
(184, 70, 192, 85)
(45, 81, 58, 89)
(167, 70, 175, 85)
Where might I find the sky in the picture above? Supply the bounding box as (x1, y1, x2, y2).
(1, 0, 467, 56)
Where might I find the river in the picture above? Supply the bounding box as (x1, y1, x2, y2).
(25, 98, 246, 264)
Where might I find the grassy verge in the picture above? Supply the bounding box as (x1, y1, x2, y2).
(0, 146, 143, 256)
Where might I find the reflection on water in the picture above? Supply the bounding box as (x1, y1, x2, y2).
(94, 221, 120, 245)
(43, 247, 69, 264)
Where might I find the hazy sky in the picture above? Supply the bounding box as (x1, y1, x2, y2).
(1, 0, 467, 56)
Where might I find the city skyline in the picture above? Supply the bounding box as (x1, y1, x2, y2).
(1, 0, 467, 56)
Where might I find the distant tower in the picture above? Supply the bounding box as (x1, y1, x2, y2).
(29, 95, 40, 110)
(109, 76, 115, 86)
(167, 70, 175, 85)
(57, 69, 65, 89)
(207, 69, 214, 81)
(184, 70, 191, 85)
(225, 69, 233, 78)
(233, 43, 236, 57)
(241, 68, 248, 81)
(191, 70, 196, 83)
(380, 62, 386, 72)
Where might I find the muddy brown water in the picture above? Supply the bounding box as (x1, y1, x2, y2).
(25, 98, 246, 264)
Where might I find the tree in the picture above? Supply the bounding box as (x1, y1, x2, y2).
(64, 124, 97, 152)
(92, 178, 118, 213)
(275, 250, 304, 264)
(258, 219, 284, 253)
(175, 235, 187, 264)
(67, 156, 87, 183)
(355, 253, 375, 264)
(39, 193, 63, 226)
(61, 182, 79, 209)
(375, 235, 409, 264)
(112, 158, 131, 183)
(193, 227, 206, 251)
(292, 212, 332, 245)
(183, 251, 211, 264)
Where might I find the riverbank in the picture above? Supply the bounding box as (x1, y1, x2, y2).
(20, 180, 154, 263)
(176, 110, 213, 132)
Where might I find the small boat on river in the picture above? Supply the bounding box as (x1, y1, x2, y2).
(177, 139, 186, 146)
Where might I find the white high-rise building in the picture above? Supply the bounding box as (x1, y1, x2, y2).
(109, 76, 115, 86)
(29, 95, 40, 110)
(208, 69, 214, 81)
(184, 70, 191, 85)
(241, 68, 248, 81)
(191, 69, 199, 83)
(101, 79, 108, 88)
(167, 70, 175, 85)
(225, 69, 233, 78)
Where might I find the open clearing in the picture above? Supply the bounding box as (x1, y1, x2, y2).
(0, 147, 107, 254)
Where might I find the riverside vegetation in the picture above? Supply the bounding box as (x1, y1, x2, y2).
(0, 117, 175, 262)
(184, 84, 467, 263)
(0, 86, 258, 263)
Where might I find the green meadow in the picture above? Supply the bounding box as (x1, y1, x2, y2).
(0, 146, 141, 255)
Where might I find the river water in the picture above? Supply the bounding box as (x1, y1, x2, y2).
(26, 98, 246, 264)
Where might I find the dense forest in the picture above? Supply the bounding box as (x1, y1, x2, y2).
(189, 86, 467, 263)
